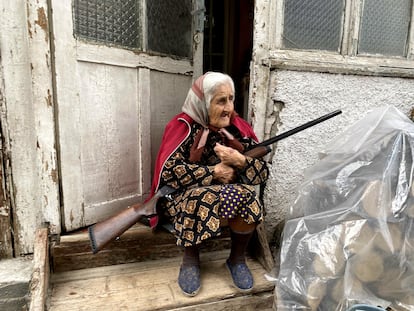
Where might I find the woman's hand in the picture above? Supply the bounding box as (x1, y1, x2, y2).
(213, 162, 236, 183)
(214, 143, 246, 169)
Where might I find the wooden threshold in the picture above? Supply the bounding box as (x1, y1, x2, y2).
(51, 223, 232, 273)
(48, 250, 275, 311)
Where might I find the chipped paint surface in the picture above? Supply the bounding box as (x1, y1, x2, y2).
(46, 89, 52, 107)
(0, 0, 60, 255)
(35, 7, 49, 42)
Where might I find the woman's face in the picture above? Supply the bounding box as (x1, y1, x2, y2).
(208, 83, 234, 128)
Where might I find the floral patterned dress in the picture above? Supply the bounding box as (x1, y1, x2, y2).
(158, 123, 269, 247)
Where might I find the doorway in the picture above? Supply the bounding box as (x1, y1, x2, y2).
(203, 0, 254, 119)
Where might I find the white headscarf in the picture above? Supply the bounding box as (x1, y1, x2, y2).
(182, 72, 235, 150)
(182, 72, 235, 128)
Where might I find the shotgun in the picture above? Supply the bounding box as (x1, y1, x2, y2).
(88, 109, 342, 253)
(88, 185, 175, 254)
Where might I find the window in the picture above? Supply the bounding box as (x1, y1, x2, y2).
(73, 0, 193, 58)
(283, 0, 344, 52)
(270, 0, 414, 76)
(358, 0, 411, 57)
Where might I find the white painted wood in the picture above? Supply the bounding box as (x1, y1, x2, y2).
(0, 57, 13, 258)
(341, 0, 353, 56)
(191, 0, 205, 79)
(0, 0, 36, 254)
(349, 0, 363, 56)
(0, 0, 59, 254)
(267, 50, 414, 77)
(51, 1, 200, 231)
(26, 0, 61, 235)
(249, 0, 272, 141)
(409, 2, 414, 60)
(76, 43, 193, 73)
(138, 69, 152, 195)
(149, 72, 192, 173)
(78, 63, 145, 225)
(192, 31, 204, 80)
(50, 0, 84, 231)
(272, 0, 283, 49)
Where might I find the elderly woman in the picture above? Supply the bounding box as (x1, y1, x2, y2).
(149, 72, 269, 296)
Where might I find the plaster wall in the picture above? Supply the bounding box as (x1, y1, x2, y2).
(263, 70, 414, 242)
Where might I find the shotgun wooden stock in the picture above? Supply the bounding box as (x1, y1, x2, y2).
(88, 185, 175, 254)
(88, 109, 341, 254)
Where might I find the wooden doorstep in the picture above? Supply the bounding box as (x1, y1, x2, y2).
(48, 250, 275, 311)
(51, 223, 232, 273)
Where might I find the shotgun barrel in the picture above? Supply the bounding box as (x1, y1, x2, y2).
(244, 109, 342, 158)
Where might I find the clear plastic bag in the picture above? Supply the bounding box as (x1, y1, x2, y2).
(276, 106, 414, 311)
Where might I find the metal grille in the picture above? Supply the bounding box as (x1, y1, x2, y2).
(358, 0, 411, 57)
(73, 0, 141, 49)
(282, 0, 345, 51)
(146, 0, 192, 58)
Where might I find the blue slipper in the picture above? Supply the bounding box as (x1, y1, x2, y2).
(226, 259, 253, 291)
(178, 265, 201, 296)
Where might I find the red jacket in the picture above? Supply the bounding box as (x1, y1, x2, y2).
(147, 112, 258, 228)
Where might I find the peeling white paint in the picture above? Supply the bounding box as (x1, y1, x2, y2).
(0, 0, 60, 255)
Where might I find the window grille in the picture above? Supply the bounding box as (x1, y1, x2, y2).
(147, 0, 192, 58)
(73, 0, 193, 58)
(73, 0, 141, 49)
(282, 0, 344, 52)
(281, 0, 412, 58)
(358, 0, 412, 57)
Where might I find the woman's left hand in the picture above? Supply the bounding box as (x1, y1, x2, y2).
(214, 143, 246, 169)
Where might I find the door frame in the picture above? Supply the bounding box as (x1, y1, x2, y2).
(0, 0, 60, 255)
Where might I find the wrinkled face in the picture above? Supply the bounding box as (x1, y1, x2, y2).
(208, 83, 234, 128)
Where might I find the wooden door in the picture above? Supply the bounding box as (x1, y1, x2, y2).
(51, 0, 204, 231)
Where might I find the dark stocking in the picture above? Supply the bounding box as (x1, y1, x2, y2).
(228, 230, 254, 265)
(182, 245, 200, 267)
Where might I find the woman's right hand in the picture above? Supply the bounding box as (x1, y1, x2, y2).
(213, 162, 235, 183)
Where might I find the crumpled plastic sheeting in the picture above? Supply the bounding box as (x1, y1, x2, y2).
(276, 106, 414, 311)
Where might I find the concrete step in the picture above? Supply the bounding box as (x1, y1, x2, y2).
(0, 257, 33, 311)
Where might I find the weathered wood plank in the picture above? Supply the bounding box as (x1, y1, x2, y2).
(26, 0, 61, 235)
(267, 50, 414, 78)
(250, 222, 275, 272)
(76, 43, 193, 74)
(169, 292, 274, 311)
(1, 0, 46, 255)
(29, 228, 49, 311)
(51, 224, 231, 272)
(49, 250, 274, 311)
(0, 147, 13, 258)
(0, 52, 13, 259)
